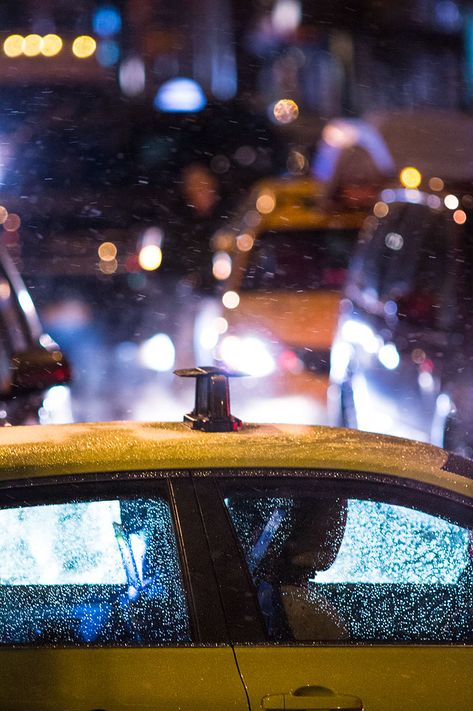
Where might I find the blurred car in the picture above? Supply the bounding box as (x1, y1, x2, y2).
(0, 368, 470, 710)
(0, 243, 71, 425)
(329, 185, 473, 452)
(314, 111, 473, 192)
(195, 176, 368, 422)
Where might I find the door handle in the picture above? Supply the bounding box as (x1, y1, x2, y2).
(262, 685, 363, 710)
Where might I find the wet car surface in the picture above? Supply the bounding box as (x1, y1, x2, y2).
(0, 372, 471, 711)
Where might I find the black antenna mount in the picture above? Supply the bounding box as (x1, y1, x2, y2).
(174, 366, 245, 432)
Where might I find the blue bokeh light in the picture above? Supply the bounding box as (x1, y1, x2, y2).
(153, 78, 207, 113)
(97, 40, 120, 67)
(93, 5, 122, 37)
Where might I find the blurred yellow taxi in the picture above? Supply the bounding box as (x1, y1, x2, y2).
(198, 176, 369, 421)
(0, 368, 470, 710)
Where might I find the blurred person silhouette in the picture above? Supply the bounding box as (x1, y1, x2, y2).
(163, 162, 225, 292)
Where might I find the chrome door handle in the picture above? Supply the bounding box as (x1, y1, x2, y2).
(262, 685, 363, 710)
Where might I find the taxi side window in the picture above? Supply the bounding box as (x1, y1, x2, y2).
(224, 484, 472, 644)
(0, 494, 191, 646)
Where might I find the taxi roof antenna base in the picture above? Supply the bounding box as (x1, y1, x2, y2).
(174, 366, 245, 432)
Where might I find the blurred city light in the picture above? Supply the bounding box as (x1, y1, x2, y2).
(0, 207, 8, 225)
(23, 34, 42, 57)
(427, 194, 442, 209)
(236, 233, 254, 252)
(322, 122, 359, 149)
(212, 251, 232, 280)
(97, 40, 120, 66)
(119, 56, 145, 96)
(3, 35, 24, 58)
(3, 34, 64, 58)
(215, 317, 228, 334)
(234, 145, 256, 166)
(17, 288, 35, 316)
(93, 5, 122, 37)
(256, 191, 276, 214)
(271, 0, 302, 35)
(378, 343, 400, 370)
(0, 280, 11, 300)
(385, 232, 404, 250)
(139, 333, 175, 372)
(373, 201, 389, 218)
(400, 166, 422, 189)
(453, 209, 467, 224)
(138, 244, 162, 271)
(222, 290, 240, 309)
(98, 241, 117, 261)
(41, 34, 63, 57)
(220, 335, 275, 377)
(428, 176, 444, 191)
(72, 36, 97, 59)
(3, 213, 20, 232)
(272, 98, 299, 124)
(99, 258, 118, 274)
(154, 78, 207, 113)
(405, 189, 421, 203)
(444, 193, 459, 209)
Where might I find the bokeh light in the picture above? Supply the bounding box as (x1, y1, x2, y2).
(138, 244, 162, 271)
(99, 258, 118, 274)
(212, 251, 232, 280)
(98, 241, 117, 261)
(139, 333, 175, 372)
(256, 191, 276, 214)
(236, 233, 254, 252)
(3, 213, 21, 232)
(93, 5, 122, 37)
(400, 166, 422, 189)
(41, 34, 63, 57)
(97, 40, 120, 67)
(222, 290, 240, 309)
(3, 35, 24, 58)
(272, 99, 299, 124)
(154, 78, 206, 112)
(23, 34, 42, 57)
(373, 201, 389, 218)
(119, 56, 145, 97)
(444, 194, 459, 210)
(72, 36, 97, 59)
(428, 176, 444, 192)
(453, 209, 467, 225)
(0, 207, 8, 225)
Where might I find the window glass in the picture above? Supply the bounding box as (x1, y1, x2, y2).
(224, 485, 472, 643)
(0, 496, 191, 646)
(242, 229, 356, 291)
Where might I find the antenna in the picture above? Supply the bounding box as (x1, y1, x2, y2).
(174, 366, 245, 432)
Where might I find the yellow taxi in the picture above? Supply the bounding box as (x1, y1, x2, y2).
(0, 368, 470, 710)
(197, 176, 369, 422)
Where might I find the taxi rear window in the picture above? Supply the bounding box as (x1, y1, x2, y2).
(241, 229, 356, 291)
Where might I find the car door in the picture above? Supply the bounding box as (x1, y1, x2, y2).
(195, 470, 472, 711)
(0, 472, 249, 711)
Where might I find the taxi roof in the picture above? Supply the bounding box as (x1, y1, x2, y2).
(0, 421, 471, 500)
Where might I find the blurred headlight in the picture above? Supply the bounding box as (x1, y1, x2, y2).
(220, 335, 275, 377)
(139, 333, 175, 372)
